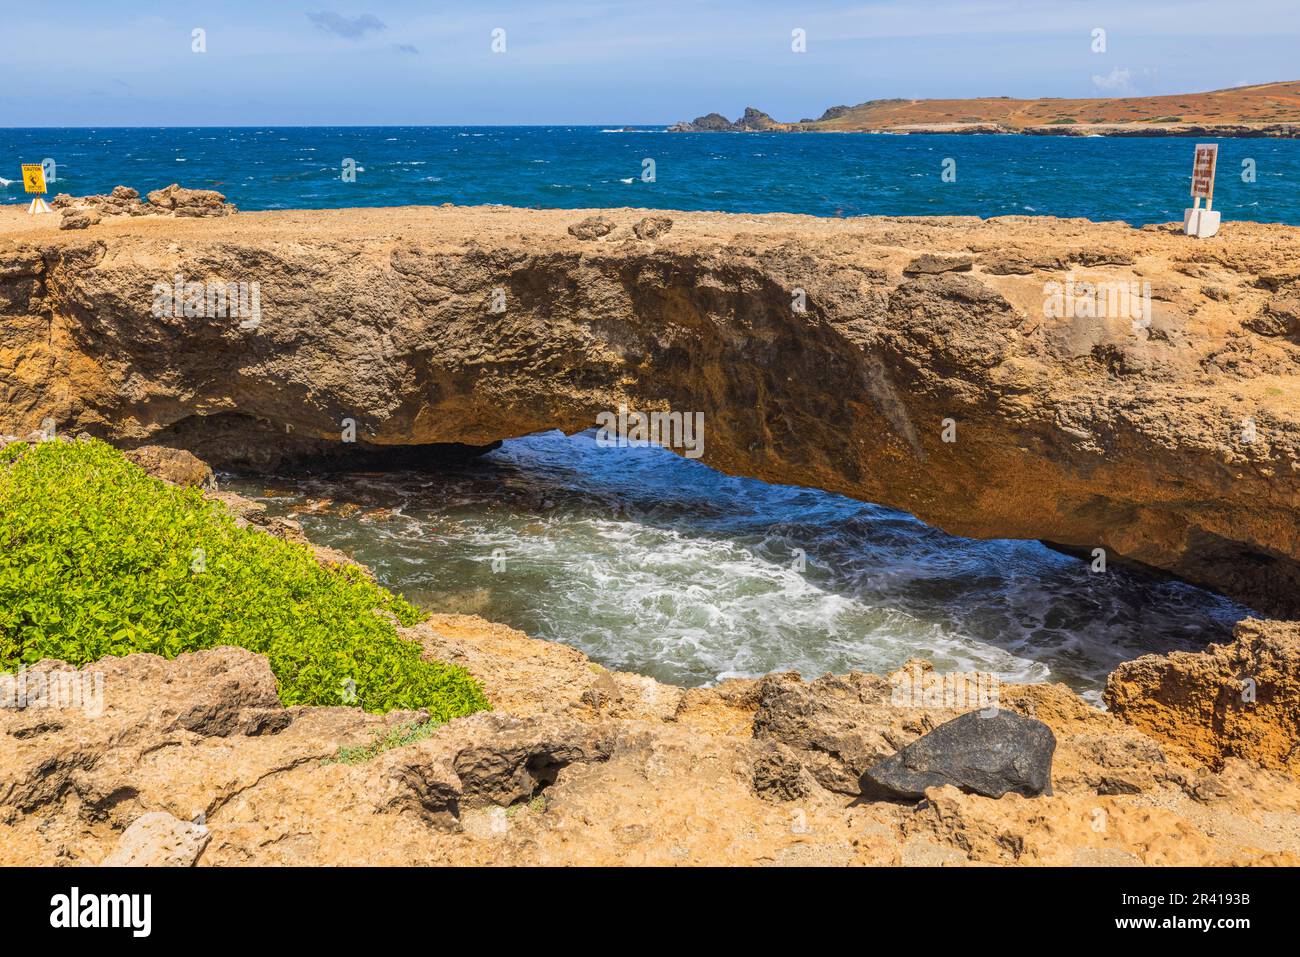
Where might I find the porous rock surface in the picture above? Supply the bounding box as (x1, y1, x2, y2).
(48, 183, 236, 224)
(102, 812, 211, 867)
(861, 709, 1056, 800)
(4, 206, 1300, 864)
(4, 614, 1300, 866)
(2, 206, 1299, 616)
(123, 444, 216, 489)
(1106, 618, 1300, 774)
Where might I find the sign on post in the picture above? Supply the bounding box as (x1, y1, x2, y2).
(22, 164, 47, 194)
(1190, 144, 1217, 200)
(21, 164, 52, 215)
(1184, 143, 1220, 239)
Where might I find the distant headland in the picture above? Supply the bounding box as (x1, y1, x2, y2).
(668, 80, 1300, 137)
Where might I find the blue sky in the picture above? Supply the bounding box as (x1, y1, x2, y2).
(2, 1, 1298, 126)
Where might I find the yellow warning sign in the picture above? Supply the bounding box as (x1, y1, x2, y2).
(22, 164, 47, 194)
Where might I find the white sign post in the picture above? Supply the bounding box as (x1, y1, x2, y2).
(1183, 143, 1220, 239)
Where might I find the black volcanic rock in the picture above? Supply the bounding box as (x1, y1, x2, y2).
(861, 710, 1056, 801)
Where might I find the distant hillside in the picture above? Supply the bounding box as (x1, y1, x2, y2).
(669, 81, 1300, 136)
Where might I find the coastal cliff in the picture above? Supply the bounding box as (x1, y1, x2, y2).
(669, 80, 1300, 136)
(3, 205, 1300, 617)
(3, 200, 1300, 864)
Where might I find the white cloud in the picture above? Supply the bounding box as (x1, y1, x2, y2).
(1091, 67, 1133, 94)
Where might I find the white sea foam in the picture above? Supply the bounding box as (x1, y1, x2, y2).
(225, 430, 1247, 701)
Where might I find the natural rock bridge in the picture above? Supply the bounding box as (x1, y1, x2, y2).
(3, 204, 1300, 617)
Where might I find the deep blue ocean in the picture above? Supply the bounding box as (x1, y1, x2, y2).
(3, 126, 1299, 225)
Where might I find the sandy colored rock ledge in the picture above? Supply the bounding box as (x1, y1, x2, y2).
(3, 205, 1300, 617)
(5, 617, 1300, 866)
(1107, 618, 1300, 773)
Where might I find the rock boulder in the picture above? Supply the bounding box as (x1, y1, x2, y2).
(567, 215, 616, 240)
(145, 183, 237, 217)
(861, 709, 1056, 800)
(632, 216, 673, 240)
(124, 445, 217, 489)
(102, 812, 211, 866)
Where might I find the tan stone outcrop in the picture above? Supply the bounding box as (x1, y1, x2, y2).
(6, 622, 1300, 866)
(1106, 618, 1300, 773)
(5, 205, 1298, 863)
(123, 444, 216, 488)
(102, 812, 211, 867)
(47, 183, 236, 226)
(3, 206, 1298, 616)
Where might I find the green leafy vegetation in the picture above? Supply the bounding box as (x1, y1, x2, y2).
(0, 439, 489, 720)
(326, 717, 443, 764)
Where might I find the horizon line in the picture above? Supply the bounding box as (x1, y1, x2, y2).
(0, 123, 678, 130)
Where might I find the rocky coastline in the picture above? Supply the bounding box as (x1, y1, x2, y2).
(5, 203, 1300, 615)
(1, 443, 1297, 866)
(669, 110, 1300, 138)
(667, 81, 1300, 137)
(2, 201, 1299, 865)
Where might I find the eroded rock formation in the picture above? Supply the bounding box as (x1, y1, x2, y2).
(50, 183, 237, 222)
(1106, 618, 1300, 773)
(5, 613, 1300, 866)
(3, 205, 1299, 616)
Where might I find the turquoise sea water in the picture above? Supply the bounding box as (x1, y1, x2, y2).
(3, 126, 1299, 224)
(225, 432, 1249, 702)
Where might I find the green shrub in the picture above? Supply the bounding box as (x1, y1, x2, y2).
(0, 439, 488, 720)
